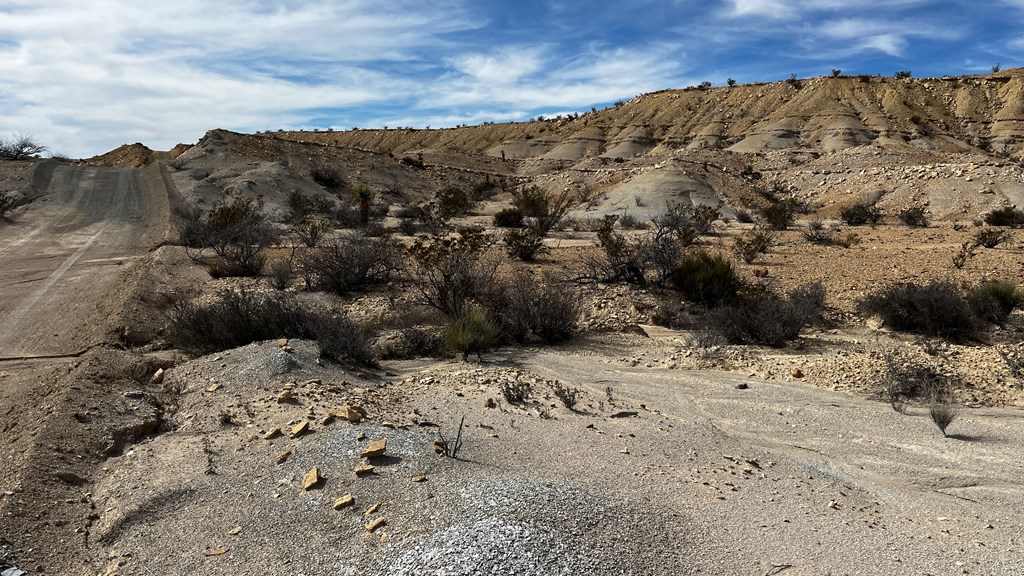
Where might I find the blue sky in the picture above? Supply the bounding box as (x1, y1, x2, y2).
(1, 0, 1022, 158)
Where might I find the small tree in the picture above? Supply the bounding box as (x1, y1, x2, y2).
(727, 78, 737, 87)
(895, 70, 913, 79)
(0, 133, 47, 160)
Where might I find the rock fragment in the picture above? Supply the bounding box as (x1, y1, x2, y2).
(289, 421, 309, 438)
(333, 494, 355, 510)
(360, 438, 387, 459)
(302, 467, 321, 490)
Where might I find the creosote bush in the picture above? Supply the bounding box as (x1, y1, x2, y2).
(503, 228, 548, 261)
(493, 207, 525, 228)
(760, 200, 795, 230)
(177, 196, 278, 278)
(551, 382, 580, 409)
(483, 268, 580, 344)
(407, 229, 500, 318)
(500, 380, 532, 404)
(668, 250, 740, 307)
(898, 205, 929, 227)
(166, 288, 373, 365)
(732, 224, 775, 263)
(973, 227, 1011, 249)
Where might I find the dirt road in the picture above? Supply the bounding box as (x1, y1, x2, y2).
(0, 163, 169, 358)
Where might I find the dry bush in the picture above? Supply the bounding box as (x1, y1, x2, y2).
(929, 389, 960, 437)
(802, 220, 836, 245)
(165, 288, 373, 365)
(267, 259, 293, 290)
(511, 185, 577, 234)
(493, 207, 525, 228)
(858, 281, 978, 340)
(732, 224, 775, 263)
(293, 217, 332, 248)
(840, 202, 883, 226)
(952, 241, 977, 269)
(189, 196, 278, 277)
(898, 205, 930, 227)
(551, 382, 580, 409)
(984, 205, 1024, 228)
(310, 166, 345, 191)
(707, 282, 825, 347)
(500, 380, 532, 404)
(407, 230, 501, 318)
(299, 235, 400, 295)
(0, 132, 47, 160)
(483, 268, 580, 344)
(973, 227, 1011, 248)
(880, 350, 945, 414)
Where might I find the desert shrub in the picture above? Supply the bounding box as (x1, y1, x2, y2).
(0, 193, 14, 219)
(732, 224, 775, 263)
(858, 281, 978, 339)
(898, 205, 929, 227)
(802, 220, 835, 245)
(287, 191, 335, 222)
(407, 230, 500, 318)
(0, 132, 47, 160)
(189, 196, 278, 277)
(708, 283, 825, 347)
(984, 205, 1024, 228)
(835, 231, 861, 248)
(299, 235, 400, 294)
(668, 250, 740, 307)
(617, 212, 645, 229)
(267, 259, 293, 290)
(332, 202, 362, 227)
(397, 217, 419, 235)
(510, 185, 577, 234)
(172, 204, 208, 248)
(734, 208, 754, 223)
(500, 380, 532, 404)
(445, 309, 499, 360)
(493, 207, 525, 228)
(401, 156, 425, 169)
(293, 217, 332, 247)
(951, 241, 977, 269)
(435, 186, 476, 218)
(895, 70, 913, 79)
(840, 202, 883, 226)
(165, 288, 373, 364)
(760, 200, 794, 230)
(929, 392, 960, 437)
(967, 280, 1024, 326)
(973, 227, 1011, 248)
(362, 222, 387, 237)
(310, 166, 345, 191)
(881, 351, 946, 414)
(551, 382, 580, 409)
(482, 268, 580, 344)
(503, 227, 548, 261)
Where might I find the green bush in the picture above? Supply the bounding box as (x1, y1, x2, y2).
(858, 281, 977, 339)
(310, 166, 345, 191)
(967, 280, 1024, 326)
(445, 309, 499, 360)
(984, 206, 1024, 228)
(668, 250, 740, 307)
(482, 268, 580, 344)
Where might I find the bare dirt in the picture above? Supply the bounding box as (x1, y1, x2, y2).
(3, 70, 1024, 575)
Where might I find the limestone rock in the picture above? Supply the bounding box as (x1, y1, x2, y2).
(330, 405, 367, 423)
(354, 463, 375, 476)
(361, 438, 387, 459)
(302, 467, 321, 491)
(289, 421, 310, 438)
(150, 368, 165, 384)
(365, 517, 385, 532)
(263, 427, 282, 440)
(333, 494, 355, 510)
(276, 450, 292, 464)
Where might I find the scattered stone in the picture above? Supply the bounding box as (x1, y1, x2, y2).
(330, 405, 366, 423)
(431, 439, 447, 454)
(277, 338, 289, 347)
(333, 494, 355, 510)
(364, 502, 381, 515)
(411, 475, 427, 483)
(610, 411, 639, 418)
(277, 386, 295, 403)
(483, 397, 496, 409)
(205, 383, 221, 393)
(276, 450, 292, 464)
(227, 526, 242, 536)
(55, 471, 88, 486)
(205, 548, 229, 556)
(354, 463, 375, 476)
(302, 467, 321, 491)
(289, 421, 310, 438)
(322, 413, 336, 426)
(365, 518, 385, 533)
(150, 368, 165, 384)
(361, 438, 387, 459)
(356, 431, 366, 441)
(282, 346, 294, 353)
(791, 367, 804, 378)
(263, 427, 282, 440)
